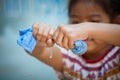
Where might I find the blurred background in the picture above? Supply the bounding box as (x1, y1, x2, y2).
(0, 0, 69, 80)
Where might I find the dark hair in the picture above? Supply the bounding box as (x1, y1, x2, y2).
(68, 0, 120, 21)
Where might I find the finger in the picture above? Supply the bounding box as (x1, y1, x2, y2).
(36, 24, 43, 41)
(68, 39, 74, 49)
(47, 39, 54, 47)
(48, 26, 54, 39)
(41, 24, 49, 43)
(32, 23, 39, 37)
(53, 28, 60, 41)
(56, 31, 63, 47)
(63, 36, 69, 50)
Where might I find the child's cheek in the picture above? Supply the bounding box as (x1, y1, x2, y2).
(86, 40, 103, 52)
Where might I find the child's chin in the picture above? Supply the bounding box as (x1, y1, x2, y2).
(87, 45, 97, 52)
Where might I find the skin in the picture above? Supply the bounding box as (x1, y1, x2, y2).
(32, 23, 62, 71)
(53, 2, 113, 60)
(31, 2, 120, 71)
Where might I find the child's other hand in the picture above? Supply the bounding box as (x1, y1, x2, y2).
(32, 23, 55, 47)
(53, 22, 90, 50)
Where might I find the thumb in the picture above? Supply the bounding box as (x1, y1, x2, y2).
(47, 39, 54, 47)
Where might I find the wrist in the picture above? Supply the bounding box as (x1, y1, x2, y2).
(85, 22, 96, 39)
(31, 42, 45, 55)
(81, 22, 94, 40)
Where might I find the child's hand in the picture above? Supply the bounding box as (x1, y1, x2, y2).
(53, 22, 90, 50)
(32, 23, 55, 47)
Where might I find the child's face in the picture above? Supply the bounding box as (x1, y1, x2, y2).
(69, 2, 111, 54)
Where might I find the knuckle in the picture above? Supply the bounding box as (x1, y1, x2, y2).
(67, 33, 73, 37)
(32, 23, 39, 28)
(38, 32, 42, 36)
(43, 34, 47, 39)
(58, 24, 64, 30)
(48, 33, 53, 38)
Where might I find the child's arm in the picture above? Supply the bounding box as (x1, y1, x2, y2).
(31, 23, 63, 71)
(53, 22, 120, 50)
(89, 22, 120, 46)
(31, 43, 63, 71)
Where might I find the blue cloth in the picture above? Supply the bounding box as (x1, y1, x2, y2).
(17, 28, 87, 55)
(71, 40, 87, 55)
(17, 28, 36, 53)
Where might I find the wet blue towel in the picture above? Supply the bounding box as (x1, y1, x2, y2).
(17, 28, 87, 55)
(71, 40, 87, 55)
(17, 28, 36, 53)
